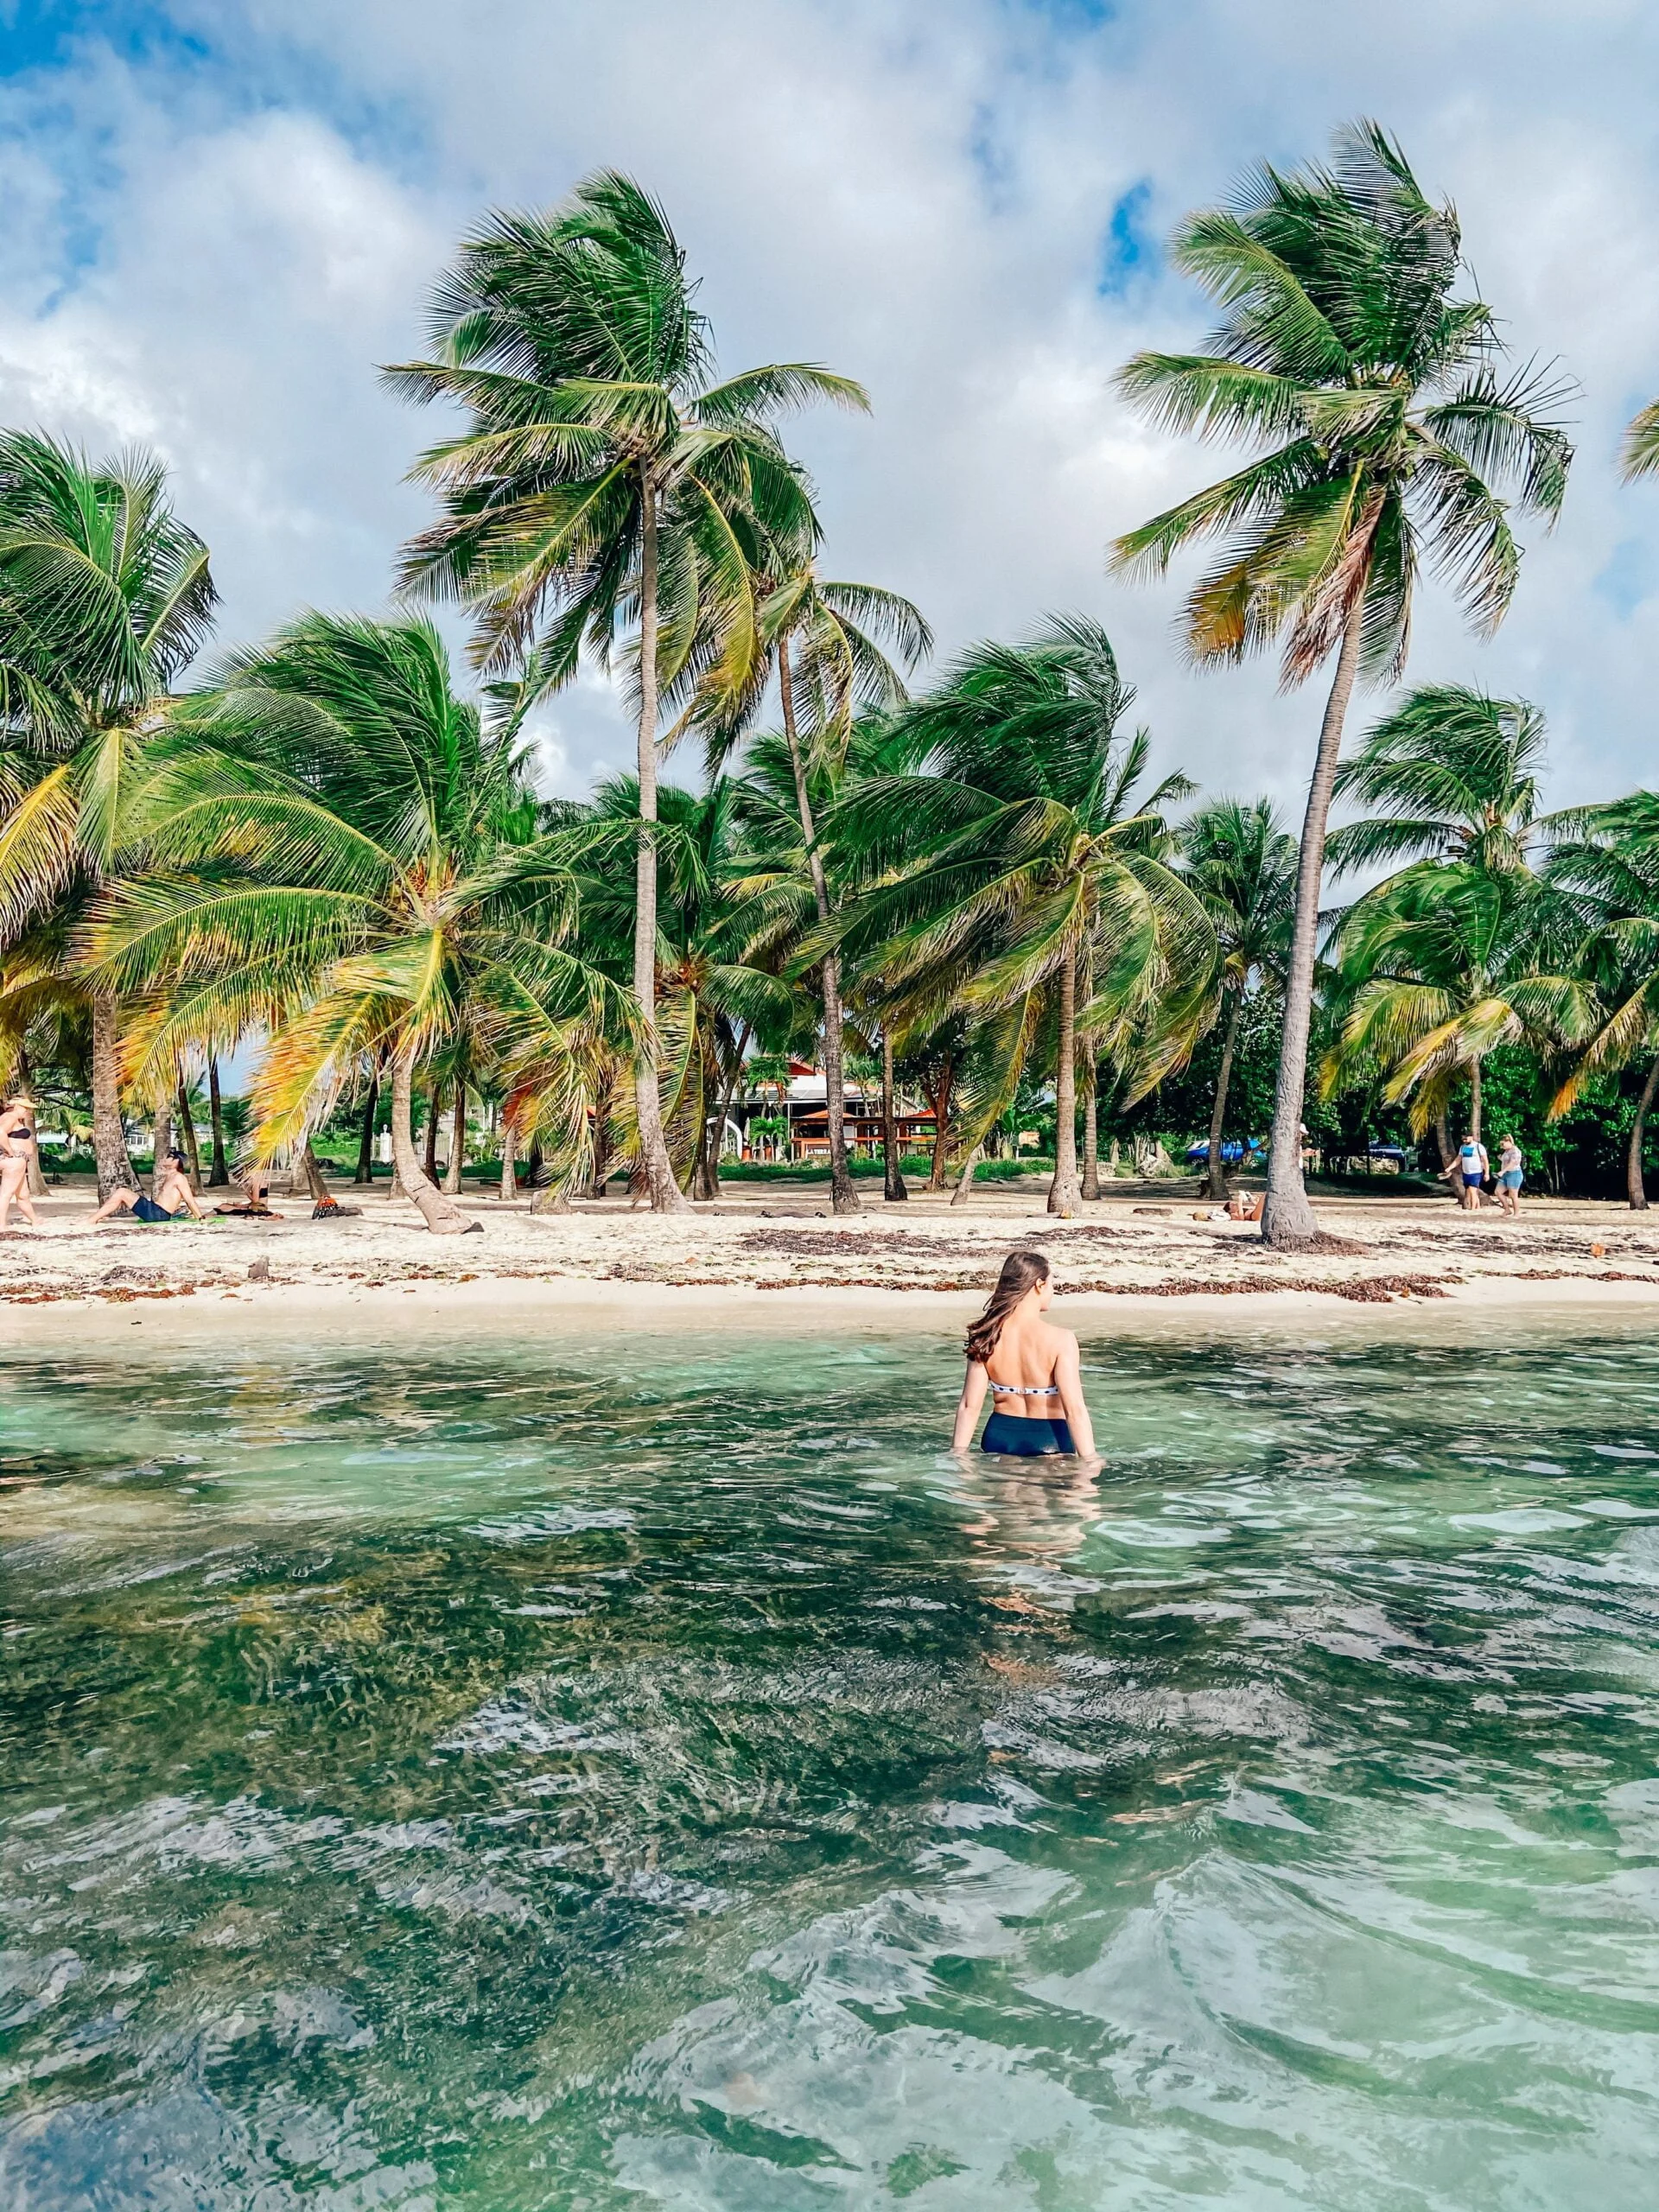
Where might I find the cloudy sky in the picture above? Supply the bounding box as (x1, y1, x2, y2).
(3, 0, 1656, 815)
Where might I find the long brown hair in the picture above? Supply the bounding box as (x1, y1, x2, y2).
(965, 1249, 1050, 1365)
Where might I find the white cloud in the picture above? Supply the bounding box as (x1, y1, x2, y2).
(2, 0, 1657, 815)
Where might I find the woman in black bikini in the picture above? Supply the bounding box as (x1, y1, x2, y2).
(0, 1096, 40, 1231)
(951, 1249, 1097, 1458)
(91, 1150, 207, 1226)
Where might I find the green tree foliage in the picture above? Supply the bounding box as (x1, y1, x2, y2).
(80, 613, 632, 1230)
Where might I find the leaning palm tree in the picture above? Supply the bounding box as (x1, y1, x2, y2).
(829, 617, 1211, 1215)
(385, 172, 866, 1212)
(690, 551, 930, 1213)
(80, 614, 634, 1232)
(1546, 794, 1659, 1209)
(1110, 121, 1572, 1248)
(1179, 798, 1297, 1198)
(0, 433, 215, 1194)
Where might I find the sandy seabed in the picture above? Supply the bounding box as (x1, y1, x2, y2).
(3, 1173, 1658, 1344)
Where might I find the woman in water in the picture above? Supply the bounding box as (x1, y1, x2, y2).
(950, 1249, 1096, 1458)
(0, 1096, 39, 1231)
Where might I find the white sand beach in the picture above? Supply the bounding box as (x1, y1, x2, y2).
(7, 1174, 1659, 1338)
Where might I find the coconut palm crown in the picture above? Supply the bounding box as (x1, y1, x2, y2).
(1327, 686, 1546, 880)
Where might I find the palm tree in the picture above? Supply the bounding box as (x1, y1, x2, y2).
(80, 613, 633, 1232)
(691, 558, 930, 1213)
(1109, 121, 1572, 1248)
(1546, 794, 1659, 1208)
(1321, 858, 1589, 1142)
(1326, 686, 1545, 879)
(564, 773, 795, 1198)
(385, 171, 866, 1213)
(0, 433, 215, 1195)
(1322, 682, 1556, 1166)
(829, 617, 1210, 1215)
(1180, 798, 1297, 1198)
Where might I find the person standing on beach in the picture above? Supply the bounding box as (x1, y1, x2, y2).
(1456, 1131, 1490, 1211)
(0, 1097, 39, 1231)
(951, 1250, 1097, 1458)
(1496, 1134, 1525, 1216)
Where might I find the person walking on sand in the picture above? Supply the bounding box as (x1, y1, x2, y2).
(1496, 1133, 1525, 1217)
(0, 1096, 40, 1231)
(951, 1249, 1097, 1459)
(1455, 1130, 1490, 1212)
(90, 1149, 207, 1226)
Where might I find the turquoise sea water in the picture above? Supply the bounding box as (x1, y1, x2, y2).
(3, 1319, 1659, 2210)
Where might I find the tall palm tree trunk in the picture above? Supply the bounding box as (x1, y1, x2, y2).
(928, 1053, 954, 1190)
(1261, 600, 1364, 1250)
(1081, 1058, 1101, 1200)
(354, 1069, 378, 1185)
(176, 1074, 202, 1187)
(1205, 988, 1244, 1200)
(424, 1077, 441, 1182)
(705, 1022, 750, 1202)
(390, 1049, 477, 1233)
(632, 472, 691, 1212)
(499, 1115, 518, 1200)
(1628, 1056, 1659, 1211)
(1469, 1059, 1482, 1145)
(442, 1077, 466, 1194)
(207, 1055, 230, 1185)
(950, 1141, 983, 1206)
(778, 642, 859, 1217)
(881, 1029, 907, 1202)
(1048, 951, 1083, 1215)
(299, 1140, 330, 1203)
(151, 1091, 173, 1189)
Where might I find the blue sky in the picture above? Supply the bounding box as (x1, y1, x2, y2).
(3, 0, 1658, 812)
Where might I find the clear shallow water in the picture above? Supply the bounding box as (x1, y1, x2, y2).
(3, 1323, 1659, 2211)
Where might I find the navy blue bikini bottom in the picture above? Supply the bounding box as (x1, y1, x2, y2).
(981, 1412, 1076, 1456)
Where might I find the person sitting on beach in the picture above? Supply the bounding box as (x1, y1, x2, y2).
(0, 1096, 40, 1232)
(1496, 1133, 1525, 1216)
(951, 1249, 1096, 1459)
(91, 1150, 207, 1226)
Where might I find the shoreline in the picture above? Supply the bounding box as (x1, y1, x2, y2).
(5, 1181, 1658, 1342)
(7, 1259, 1659, 1346)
